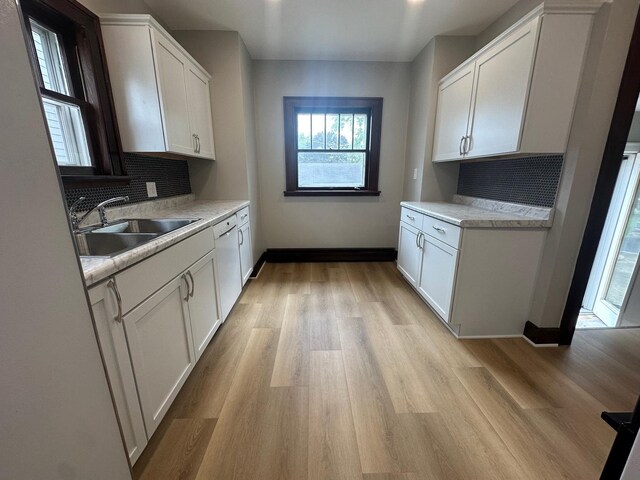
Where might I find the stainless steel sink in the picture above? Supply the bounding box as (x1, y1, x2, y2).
(75, 232, 159, 257)
(92, 218, 199, 234)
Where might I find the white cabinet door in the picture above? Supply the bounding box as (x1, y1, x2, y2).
(185, 250, 221, 360)
(466, 17, 539, 158)
(397, 221, 422, 287)
(124, 275, 195, 436)
(417, 234, 458, 323)
(239, 222, 253, 285)
(432, 63, 475, 162)
(186, 66, 215, 159)
(152, 30, 194, 156)
(89, 280, 147, 465)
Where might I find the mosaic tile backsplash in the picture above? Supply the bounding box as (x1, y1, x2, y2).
(457, 154, 563, 208)
(64, 153, 192, 211)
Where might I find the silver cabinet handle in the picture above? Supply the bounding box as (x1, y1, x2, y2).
(192, 133, 197, 153)
(415, 231, 420, 248)
(107, 279, 122, 323)
(241, 213, 248, 220)
(196, 134, 201, 153)
(464, 135, 471, 154)
(239, 228, 244, 246)
(432, 225, 446, 233)
(187, 271, 195, 298)
(181, 274, 190, 301)
(459, 136, 465, 156)
(406, 214, 415, 221)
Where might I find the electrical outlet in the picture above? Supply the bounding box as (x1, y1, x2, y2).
(146, 182, 158, 198)
(413, 168, 418, 180)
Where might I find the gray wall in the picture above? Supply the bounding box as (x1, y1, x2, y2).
(79, 0, 157, 15)
(523, 0, 640, 327)
(0, 1, 131, 478)
(403, 36, 475, 202)
(174, 30, 263, 260)
(253, 60, 410, 248)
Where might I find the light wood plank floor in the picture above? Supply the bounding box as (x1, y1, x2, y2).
(132, 262, 640, 480)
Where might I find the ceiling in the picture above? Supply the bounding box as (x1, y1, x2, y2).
(143, 0, 520, 62)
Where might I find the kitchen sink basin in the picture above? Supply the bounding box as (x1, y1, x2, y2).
(92, 218, 199, 234)
(75, 232, 159, 257)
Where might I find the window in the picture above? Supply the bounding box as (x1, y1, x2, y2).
(283, 97, 383, 196)
(20, 0, 126, 186)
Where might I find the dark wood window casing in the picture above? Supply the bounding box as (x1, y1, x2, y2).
(20, 0, 128, 187)
(283, 97, 383, 196)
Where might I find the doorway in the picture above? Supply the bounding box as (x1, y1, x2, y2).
(580, 145, 640, 328)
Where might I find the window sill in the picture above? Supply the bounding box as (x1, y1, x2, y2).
(283, 189, 381, 197)
(61, 175, 132, 188)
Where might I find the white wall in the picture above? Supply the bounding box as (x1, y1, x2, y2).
(253, 60, 411, 248)
(622, 433, 640, 479)
(628, 111, 640, 142)
(0, 1, 131, 478)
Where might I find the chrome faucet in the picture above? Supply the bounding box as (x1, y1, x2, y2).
(70, 196, 129, 231)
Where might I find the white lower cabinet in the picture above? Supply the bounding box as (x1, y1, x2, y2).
(238, 221, 252, 285)
(397, 222, 422, 286)
(185, 250, 221, 361)
(88, 208, 252, 463)
(417, 235, 458, 323)
(89, 280, 147, 465)
(397, 204, 547, 337)
(123, 275, 195, 437)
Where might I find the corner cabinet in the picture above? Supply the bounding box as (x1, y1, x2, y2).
(433, 3, 598, 162)
(397, 204, 547, 337)
(100, 14, 215, 160)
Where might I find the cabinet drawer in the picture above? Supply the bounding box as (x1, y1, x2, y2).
(423, 216, 461, 249)
(236, 206, 250, 227)
(213, 215, 237, 238)
(116, 227, 214, 314)
(400, 207, 424, 230)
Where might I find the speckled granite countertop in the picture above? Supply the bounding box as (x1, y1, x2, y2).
(80, 195, 249, 287)
(401, 195, 554, 228)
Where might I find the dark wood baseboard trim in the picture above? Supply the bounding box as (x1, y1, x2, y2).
(249, 252, 267, 279)
(523, 321, 561, 345)
(264, 248, 397, 263)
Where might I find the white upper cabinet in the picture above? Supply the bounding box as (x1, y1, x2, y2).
(186, 66, 216, 159)
(100, 14, 215, 160)
(433, 64, 475, 162)
(467, 17, 538, 158)
(432, 3, 597, 162)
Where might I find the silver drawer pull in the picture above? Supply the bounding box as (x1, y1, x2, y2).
(406, 214, 416, 221)
(181, 274, 190, 301)
(107, 279, 122, 323)
(241, 213, 248, 220)
(432, 225, 446, 233)
(187, 271, 195, 298)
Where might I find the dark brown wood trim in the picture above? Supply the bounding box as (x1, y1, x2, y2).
(249, 252, 267, 279)
(558, 4, 640, 346)
(283, 190, 381, 197)
(20, 0, 126, 180)
(283, 96, 383, 195)
(61, 175, 131, 188)
(264, 248, 397, 263)
(523, 321, 561, 345)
